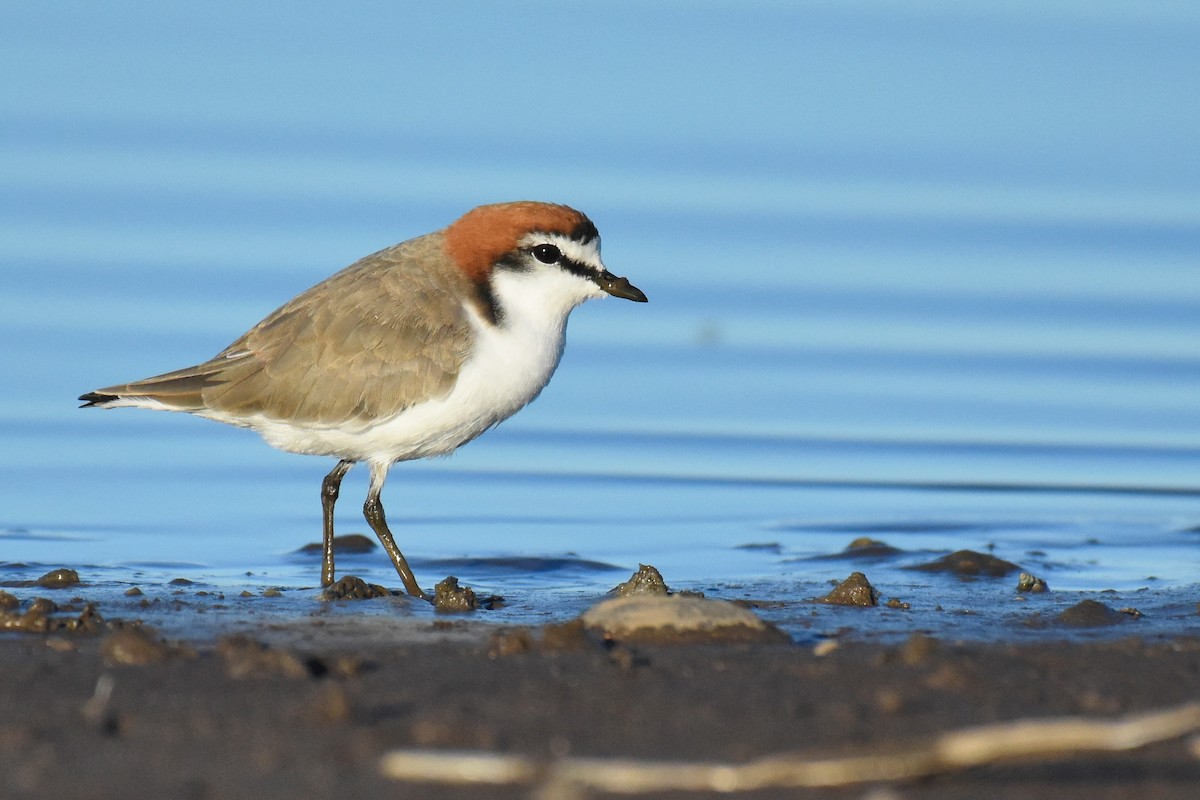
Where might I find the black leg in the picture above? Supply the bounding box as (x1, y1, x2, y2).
(320, 460, 354, 587)
(363, 463, 429, 600)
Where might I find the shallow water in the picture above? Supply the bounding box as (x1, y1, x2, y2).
(1, 3, 1198, 641)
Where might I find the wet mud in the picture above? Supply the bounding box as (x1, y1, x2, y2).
(0, 549, 1194, 800)
(1, 603, 1197, 799)
(0, 554, 1197, 799)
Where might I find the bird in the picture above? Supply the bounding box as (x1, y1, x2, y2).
(79, 201, 647, 600)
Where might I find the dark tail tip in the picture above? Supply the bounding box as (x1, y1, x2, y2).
(79, 391, 117, 408)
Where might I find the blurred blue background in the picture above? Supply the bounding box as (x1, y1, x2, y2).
(2, 2, 1198, 592)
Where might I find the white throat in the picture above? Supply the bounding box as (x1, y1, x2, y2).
(490, 262, 607, 324)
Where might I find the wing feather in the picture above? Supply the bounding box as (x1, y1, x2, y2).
(91, 232, 474, 427)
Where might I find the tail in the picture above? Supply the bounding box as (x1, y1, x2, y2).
(78, 391, 121, 408)
(78, 362, 227, 411)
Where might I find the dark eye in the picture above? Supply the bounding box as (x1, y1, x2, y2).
(531, 244, 561, 264)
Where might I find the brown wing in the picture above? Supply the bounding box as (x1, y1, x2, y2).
(89, 232, 475, 427)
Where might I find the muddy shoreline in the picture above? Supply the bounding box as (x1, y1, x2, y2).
(2, 574, 1199, 799)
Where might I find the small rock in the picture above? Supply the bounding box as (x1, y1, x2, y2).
(608, 564, 671, 597)
(820, 572, 879, 606)
(805, 537, 903, 562)
(812, 639, 840, 657)
(64, 603, 105, 634)
(580, 595, 787, 643)
(35, 568, 80, 589)
(488, 619, 595, 656)
(487, 628, 535, 658)
(899, 632, 940, 665)
(843, 537, 902, 557)
(433, 576, 478, 613)
(0, 602, 47, 633)
(28, 597, 58, 615)
(123, 586, 144, 597)
(1016, 572, 1049, 593)
(734, 542, 782, 553)
(538, 618, 592, 650)
(100, 626, 173, 666)
(309, 683, 352, 723)
(910, 550, 1020, 577)
(295, 533, 377, 555)
(1057, 599, 1126, 627)
(217, 635, 310, 679)
(0, 596, 102, 634)
(323, 576, 392, 600)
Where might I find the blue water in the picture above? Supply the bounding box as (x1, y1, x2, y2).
(1, 3, 1198, 638)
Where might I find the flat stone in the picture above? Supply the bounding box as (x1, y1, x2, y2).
(580, 595, 787, 643)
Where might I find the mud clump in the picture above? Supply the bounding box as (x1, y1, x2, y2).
(433, 577, 479, 613)
(539, 618, 593, 650)
(1057, 599, 1127, 627)
(1016, 572, 1049, 593)
(296, 533, 377, 555)
(820, 572, 879, 606)
(844, 537, 903, 557)
(609, 564, 671, 597)
(580, 595, 788, 644)
(427, 577, 501, 613)
(322, 576, 393, 600)
(487, 627, 535, 657)
(0, 595, 104, 634)
(899, 632, 940, 665)
(217, 634, 334, 679)
(487, 619, 595, 657)
(910, 550, 1020, 577)
(100, 626, 185, 666)
(838, 537, 903, 559)
(0, 597, 56, 632)
(35, 568, 81, 589)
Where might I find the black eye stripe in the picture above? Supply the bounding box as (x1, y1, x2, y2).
(527, 243, 599, 280)
(496, 240, 600, 278)
(557, 256, 594, 280)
